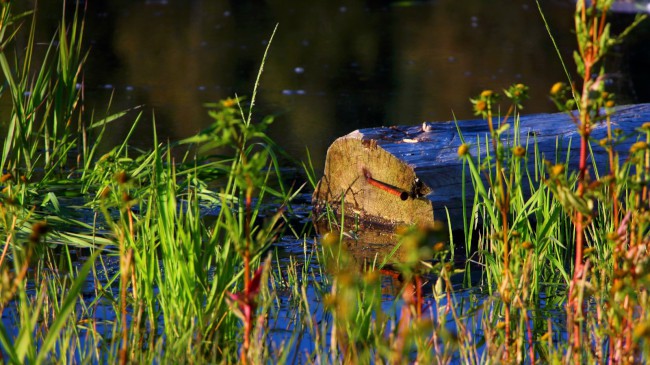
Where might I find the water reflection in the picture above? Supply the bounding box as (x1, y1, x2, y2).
(13, 0, 649, 168)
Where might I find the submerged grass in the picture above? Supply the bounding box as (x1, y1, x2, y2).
(1, 1, 650, 364)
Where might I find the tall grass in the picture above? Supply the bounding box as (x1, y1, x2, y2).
(452, 1, 650, 362)
(0, 3, 291, 363)
(1, 1, 650, 364)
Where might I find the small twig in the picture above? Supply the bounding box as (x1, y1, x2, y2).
(0, 216, 17, 268)
(362, 168, 409, 200)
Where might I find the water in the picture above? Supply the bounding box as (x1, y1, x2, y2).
(16, 0, 650, 170)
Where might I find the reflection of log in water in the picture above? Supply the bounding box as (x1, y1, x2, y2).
(609, 1, 650, 14)
(313, 216, 458, 296)
(313, 219, 411, 296)
(313, 103, 650, 230)
(314, 219, 407, 262)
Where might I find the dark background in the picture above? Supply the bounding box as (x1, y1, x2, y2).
(9, 0, 650, 168)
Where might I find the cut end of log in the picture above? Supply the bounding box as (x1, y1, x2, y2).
(313, 126, 436, 227)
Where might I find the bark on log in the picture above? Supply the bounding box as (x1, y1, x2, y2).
(313, 104, 650, 230)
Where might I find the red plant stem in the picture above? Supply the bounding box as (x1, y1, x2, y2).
(575, 118, 590, 265)
(392, 281, 414, 364)
(415, 275, 422, 318)
(605, 115, 620, 365)
(625, 302, 633, 354)
(486, 105, 511, 361)
(119, 247, 132, 365)
(570, 104, 588, 364)
(570, 151, 590, 359)
(639, 144, 650, 203)
(362, 168, 409, 200)
(606, 116, 619, 229)
(570, 6, 598, 353)
(525, 309, 535, 365)
(0, 216, 16, 268)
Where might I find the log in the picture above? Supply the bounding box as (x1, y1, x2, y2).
(313, 104, 650, 230)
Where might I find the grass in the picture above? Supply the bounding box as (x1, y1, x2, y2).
(0, 1, 650, 364)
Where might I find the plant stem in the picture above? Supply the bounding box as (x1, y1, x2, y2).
(486, 102, 511, 360)
(242, 181, 253, 365)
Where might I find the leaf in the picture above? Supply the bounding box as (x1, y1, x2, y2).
(0, 321, 20, 364)
(496, 123, 510, 136)
(41, 192, 60, 213)
(573, 50, 585, 76)
(248, 264, 265, 297)
(88, 107, 139, 129)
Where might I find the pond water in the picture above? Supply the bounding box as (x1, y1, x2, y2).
(16, 0, 650, 169)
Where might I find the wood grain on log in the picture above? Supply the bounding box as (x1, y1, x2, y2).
(313, 104, 650, 229)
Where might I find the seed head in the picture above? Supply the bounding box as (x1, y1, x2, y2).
(606, 232, 618, 241)
(630, 141, 648, 154)
(598, 138, 609, 148)
(510, 83, 528, 98)
(30, 221, 48, 243)
(512, 146, 526, 157)
(550, 164, 565, 177)
(480, 90, 494, 99)
(550, 82, 564, 96)
(221, 97, 237, 108)
(32, 221, 48, 235)
(115, 171, 130, 185)
(0, 173, 13, 183)
(457, 143, 470, 157)
(122, 191, 133, 203)
(433, 242, 446, 252)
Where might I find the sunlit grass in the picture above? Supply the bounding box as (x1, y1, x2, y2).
(1, 1, 650, 364)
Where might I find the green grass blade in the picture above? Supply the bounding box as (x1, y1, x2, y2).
(245, 24, 278, 127)
(0, 321, 20, 364)
(535, 0, 580, 109)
